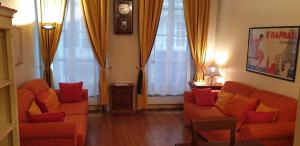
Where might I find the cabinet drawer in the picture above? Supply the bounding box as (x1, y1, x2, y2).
(112, 89, 132, 95)
(110, 83, 134, 112)
(112, 96, 132, 105)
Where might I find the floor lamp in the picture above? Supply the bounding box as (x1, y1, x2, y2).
(41, 24, 55, 86)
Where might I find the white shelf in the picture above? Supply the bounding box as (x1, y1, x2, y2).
(0, 80, 13, 89)
(0, 123, 14, 141)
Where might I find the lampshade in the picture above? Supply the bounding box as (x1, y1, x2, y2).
(38, 0, 66, 25)
(205, 66, 220, 76)
(41, 24, 55, 30)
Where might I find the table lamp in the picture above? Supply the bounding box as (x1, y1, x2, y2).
(205, 65, 221, 86)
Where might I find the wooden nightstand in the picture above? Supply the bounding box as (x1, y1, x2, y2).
(110, 83, 134, 115)
(188, 81, 222, 90)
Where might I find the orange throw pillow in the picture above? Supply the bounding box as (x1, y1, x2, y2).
(28, 101, 42, 115)
(256, 102, 278, 120)
(256, 102, 278, 112)
(223, 94, 258, 120)
(215, 90, 235, 110)
(38, 89, 60, 111)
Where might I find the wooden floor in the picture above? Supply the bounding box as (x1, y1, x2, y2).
(86, 111, 191, 146)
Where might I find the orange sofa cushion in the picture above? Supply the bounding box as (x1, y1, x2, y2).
(17, 89, 35, 123)
(58, 100, 88, 115)
(223, 94, 258, 120)
(244, 111, 276, 124)
(23, 79, 50, 96)
(240, 122, 295, 140)
(184, 101, 226, 124)
(221, 81, 257, 97)
(29, 112, 65, 123)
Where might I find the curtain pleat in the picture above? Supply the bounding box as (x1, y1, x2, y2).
(37, 0, 67, 87)
(183, 0, 210, 82)
(81, 0, 110, 105)
(137, 0, 163, 110)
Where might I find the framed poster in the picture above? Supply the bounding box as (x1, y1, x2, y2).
(246, 26, 300, 82)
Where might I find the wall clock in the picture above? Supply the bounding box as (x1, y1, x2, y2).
(114, 0, 133, 34)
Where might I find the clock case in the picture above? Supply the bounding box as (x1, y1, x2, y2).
(114, 0, 133, 34)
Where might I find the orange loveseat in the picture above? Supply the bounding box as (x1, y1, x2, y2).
(17, 79, 88, 146)
(184, 81, 297, 146)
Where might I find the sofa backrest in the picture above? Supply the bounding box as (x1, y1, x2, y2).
(17, 89, 35, 123)
(250, 90, 297, 122)
(221, 81, 257, 97)
(22, 79, 50, 96)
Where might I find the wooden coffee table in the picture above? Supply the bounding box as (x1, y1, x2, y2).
(176, 118, 264, 146)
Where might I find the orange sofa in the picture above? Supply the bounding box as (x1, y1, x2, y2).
(17, 79, 88, 146)
(184, 81, 297, 146)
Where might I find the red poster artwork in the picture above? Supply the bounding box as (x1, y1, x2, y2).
(247, 26, 300, 81)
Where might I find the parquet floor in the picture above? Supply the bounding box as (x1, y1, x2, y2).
(86, 111, 191, 146)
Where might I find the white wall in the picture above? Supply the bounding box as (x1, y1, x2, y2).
(108, 0, 139, 107)
(215, 0, 300, 98)
(0, 0, 37, 87)
(108, 0, 139, 84)
(214, 1, 300, 145)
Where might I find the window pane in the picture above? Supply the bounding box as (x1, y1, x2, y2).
(53, 0, 99, 97)
(157, 10, 168, 35)
(148, 0, 191, 96)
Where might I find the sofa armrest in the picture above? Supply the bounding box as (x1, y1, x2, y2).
(184, 91, 194, 103)
(82, 89, 88, 100)
(240, 122, 295, 140)
(19, 122, 77, 140)
(55, 89, 88, 100)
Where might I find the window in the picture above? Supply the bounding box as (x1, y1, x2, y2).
(147, 0, 191, 96)
(52, 0, 99, 98)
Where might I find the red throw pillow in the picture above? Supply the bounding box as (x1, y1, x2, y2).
(244, 111, 276, 124)
(29, 112, 65, 123)
(59, 82, 83, 102)
(192, 88, 214, 106)
(34, 97, 48, 113)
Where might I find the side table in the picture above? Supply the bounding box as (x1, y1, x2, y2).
(110, 83, 134, 115)
(188, 81, 222, 90)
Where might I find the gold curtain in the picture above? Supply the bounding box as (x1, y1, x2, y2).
(137, 0, 163, 110)
(183, 0, 210, 82)
(37, 0, 67, 87)
(81, 0, 110, 105)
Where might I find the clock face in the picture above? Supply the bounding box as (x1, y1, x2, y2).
(118, 3, 130, 15)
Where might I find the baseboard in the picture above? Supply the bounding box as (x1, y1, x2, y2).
(88, 105, 106, 112)
(147, 104, 183, 111)
(88, 103, 183, 113)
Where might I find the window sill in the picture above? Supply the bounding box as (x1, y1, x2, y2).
(147, 96, 183, 104)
